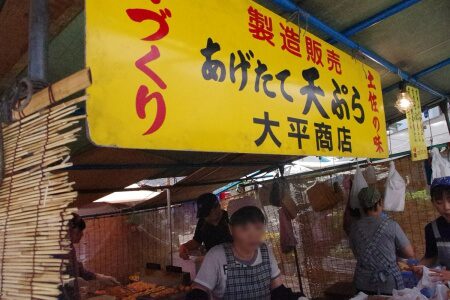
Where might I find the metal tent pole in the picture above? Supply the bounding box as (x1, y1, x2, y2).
(166, 188, 173, 265)
(293, 248, 304, 294)
(328, 0, 420, 43)
(383, 58, 450, 93)
(270, 0, 448, 100)
(28, 0, 48, 84)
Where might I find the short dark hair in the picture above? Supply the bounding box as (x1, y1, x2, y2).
(431, 186, 450, 201)
(69, 213, 86, 231)
(196, 193, 219, 218)
(362, 200, 382, 214)
(229, 206, 265, 226)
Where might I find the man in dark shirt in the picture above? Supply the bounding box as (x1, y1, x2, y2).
(424, 217, 450, 263)
(179, 193, 232, 259)
(420, 176, 450, 282)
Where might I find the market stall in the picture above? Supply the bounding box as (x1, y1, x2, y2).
(0, 0, 449, 299)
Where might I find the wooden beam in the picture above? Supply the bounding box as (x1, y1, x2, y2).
(12, 68, 91, 121)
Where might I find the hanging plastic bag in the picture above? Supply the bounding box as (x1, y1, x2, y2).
(363, 165, 377, 185)
(384, 161, 406, 212)
(349, 166, 368, 209)
(431, 148, 450, 181)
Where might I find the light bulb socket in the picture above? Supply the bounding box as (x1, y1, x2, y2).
(398, 80, 408, 93)
(395, 81, 414, 114)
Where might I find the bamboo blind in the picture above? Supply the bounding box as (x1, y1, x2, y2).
(0, 94, 86, 299)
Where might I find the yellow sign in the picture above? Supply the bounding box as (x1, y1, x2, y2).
(406, 86, 428, 161)
(86, 0, 388, 158)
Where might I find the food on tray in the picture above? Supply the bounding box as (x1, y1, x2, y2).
(147, 287, 178, 299)
(95, 275, 190, 299)
(127, 281, 157, 293)
(94, 290, 107, 296)
(398, 260, 411, 271)
(104, 286, 133, 298)
(178, 284, 192, 292)
(129, 273, 140, 282)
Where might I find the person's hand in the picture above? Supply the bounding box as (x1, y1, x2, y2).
(412, 265, 424, 277)
(96, 274, 120, 286)
(185, 288, 209, 300)
(429, 268, 450, 282)
(179, 244, 190, 260)
(65, 277, 88, 288)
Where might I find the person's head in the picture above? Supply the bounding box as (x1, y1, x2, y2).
(229, 206, 266, 251)
(196, 193, 221, 222)
(358, 187, 383, 215)
(430, 176, 450, 222)
(68, 213, 86, 244)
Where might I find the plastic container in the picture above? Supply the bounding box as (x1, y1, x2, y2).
(402, 271, 419, 289)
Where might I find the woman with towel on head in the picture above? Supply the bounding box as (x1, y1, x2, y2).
(348, 187, 415, 295)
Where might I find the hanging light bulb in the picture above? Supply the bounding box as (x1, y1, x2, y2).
(395, 81, 413, 113)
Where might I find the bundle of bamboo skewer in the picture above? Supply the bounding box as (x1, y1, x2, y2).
(0, 90, 86, 300)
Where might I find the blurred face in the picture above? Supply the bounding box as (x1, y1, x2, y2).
(70, 228, 84, 244)
(205, 204, 222, 223)
(376, 200, 384, 213)
(433, 190, 450, 222)
(230, 222, 265, 251)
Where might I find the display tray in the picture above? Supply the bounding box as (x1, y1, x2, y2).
(135, 292, 185, 300)
(89, 264, 192, 300)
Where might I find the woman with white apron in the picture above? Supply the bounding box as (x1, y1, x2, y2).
(421, 177, 450, 282)
(348, 187, 415, 295)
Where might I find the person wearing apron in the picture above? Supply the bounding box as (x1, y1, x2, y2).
(187, 206, 304, 300)
(59, 214, 120, 299)
(420, 176, 450, 283)
(349, 187, 415, 295)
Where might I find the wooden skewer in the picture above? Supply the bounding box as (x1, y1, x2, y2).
(4, 106, 82, 139)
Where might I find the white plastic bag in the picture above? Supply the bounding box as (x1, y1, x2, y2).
(434, 283, 449, 300)
(349, 292, 368, 300)
(364, 165, 377, 185)
(417, 266, 436, 290)
(391, 288, 427, 300)
(416, 266, 449, 299)
(349, 166, 368, 209)
(431, 148, 450, 181)
(384, 161, 406, 212)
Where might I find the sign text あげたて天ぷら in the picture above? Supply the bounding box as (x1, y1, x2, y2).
(86, 0, 388, 158)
